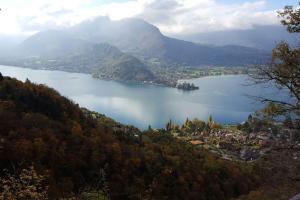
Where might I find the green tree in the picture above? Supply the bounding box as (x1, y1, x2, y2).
(25, 78, 31, 84)
(192, 118, 206, 132)
(184, 118, 190, 127)
(248, 114, 253, 122)
(208, 115, 214, 128)
(165, 119, 173, 131)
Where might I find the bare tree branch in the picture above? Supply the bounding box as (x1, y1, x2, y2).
(248, 17, 300, 117)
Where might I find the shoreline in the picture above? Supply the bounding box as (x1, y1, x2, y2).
(0, 64, 249, 90)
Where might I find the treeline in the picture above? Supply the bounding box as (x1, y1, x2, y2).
(164, 116, 222, 136)
(0, 74, 259, 199)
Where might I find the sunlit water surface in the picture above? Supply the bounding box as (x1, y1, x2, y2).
(0, 65, 284, 129)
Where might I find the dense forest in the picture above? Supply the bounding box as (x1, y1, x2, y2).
(0, 74, 261, 199)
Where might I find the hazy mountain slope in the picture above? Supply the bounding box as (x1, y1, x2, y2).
(67, 17, 269, 66)
(4, 30, 155, 81)
(68, 17, 166, 60)
(173, 25, 299, 50)
(6, 17, 269, 69)
(17, 30, 89, 58)
(162, 38, 267, 66)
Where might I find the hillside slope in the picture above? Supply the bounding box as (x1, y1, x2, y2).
(3, 30, 154, 82)
(0, 74, 258, 199)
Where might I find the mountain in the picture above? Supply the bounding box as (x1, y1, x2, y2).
(0, 74, 258, 199)
(67, 17, 269, 66)
(68, 17, 166, 60)
(0, 34, 25, 57)
(173, 25, 299, 50)
(5, 30, 155, 82)
(0, 18, 270, 85)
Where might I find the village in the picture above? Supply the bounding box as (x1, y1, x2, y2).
(169, 116, 300, 161)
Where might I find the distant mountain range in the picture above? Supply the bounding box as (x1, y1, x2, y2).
(173, 25, 299, 50)
(0, 17, 276, 83)
(66, 17, 269, 66)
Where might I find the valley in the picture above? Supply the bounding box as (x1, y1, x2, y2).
(0, 17, 269, 90)
(0, 1, 299, 199)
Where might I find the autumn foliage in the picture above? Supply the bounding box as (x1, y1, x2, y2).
(0, 75, 258, 199)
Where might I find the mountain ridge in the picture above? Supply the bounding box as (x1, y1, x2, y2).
(0, 17, 271, 86)
(172, 25, 299, 50)
(66, 17, 269, 66)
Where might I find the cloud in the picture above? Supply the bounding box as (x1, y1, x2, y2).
(0, 0, 281, 35)
(45, 8, 74, 17)
(139, 0, 280, 34)
(0, 0, 91, 34)
(136, 0, 183, 25)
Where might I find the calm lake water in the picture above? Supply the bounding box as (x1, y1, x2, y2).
(0, 65, 282, 129)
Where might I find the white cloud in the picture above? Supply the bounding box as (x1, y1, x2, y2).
(0, 0, 281, 35)
(140, 0, 280, 34)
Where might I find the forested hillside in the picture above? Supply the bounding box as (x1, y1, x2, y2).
(0, 74, 259, 199)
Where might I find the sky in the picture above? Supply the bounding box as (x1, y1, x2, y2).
(0, 0, 298, 36)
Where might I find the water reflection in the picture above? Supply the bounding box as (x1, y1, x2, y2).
(0, 65, 283, 129)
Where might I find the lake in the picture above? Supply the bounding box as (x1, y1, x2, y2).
(0, 65, 282, 129)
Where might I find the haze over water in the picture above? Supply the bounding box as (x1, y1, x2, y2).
(0, 65, 282, 129)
